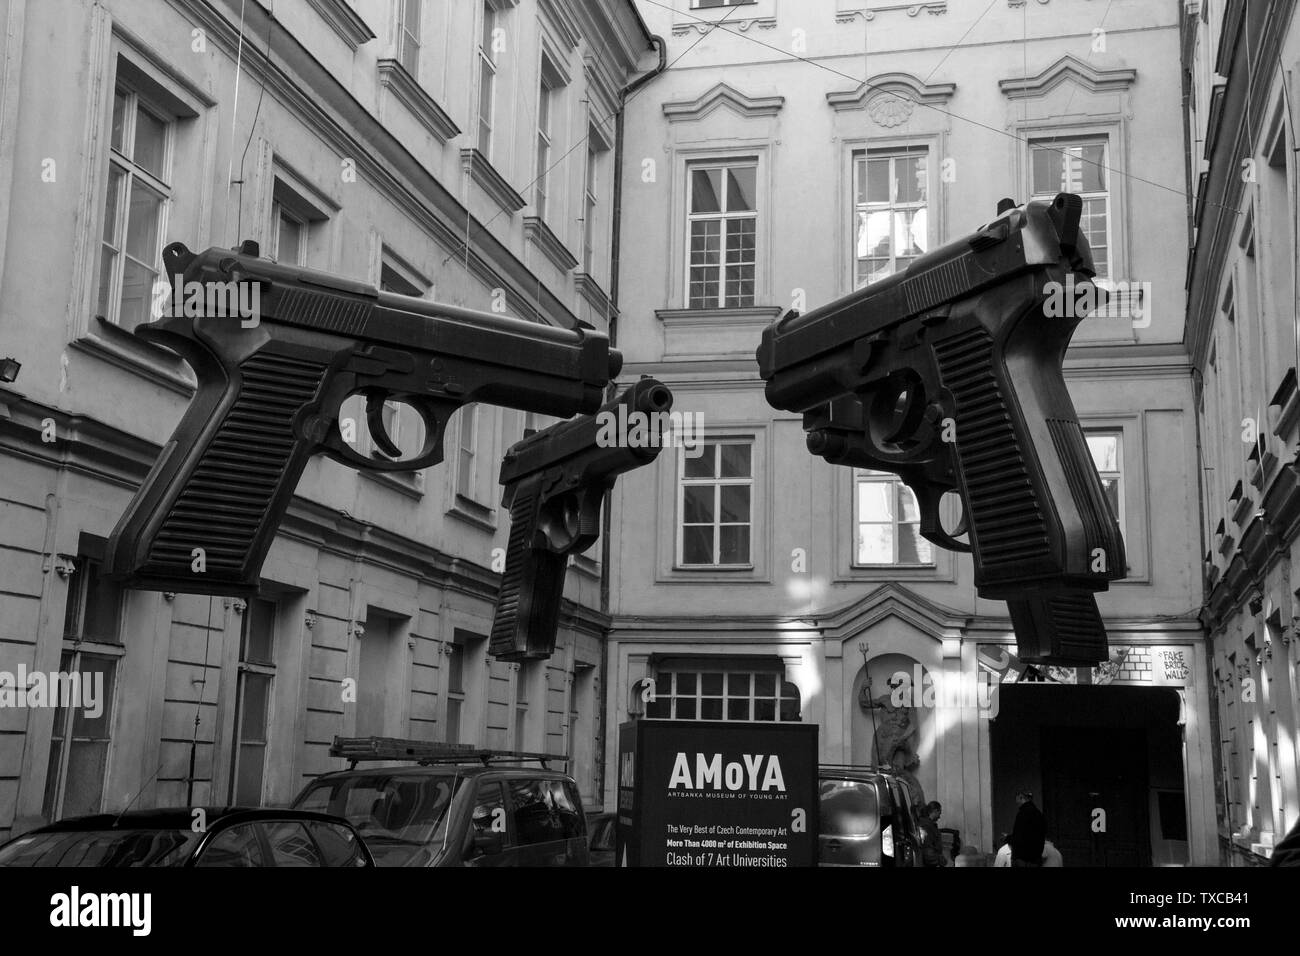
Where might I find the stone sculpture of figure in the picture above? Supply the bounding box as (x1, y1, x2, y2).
(860, 671, 925, 805)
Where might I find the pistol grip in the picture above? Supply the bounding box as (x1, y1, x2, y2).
(105, 348, 332, 595)
(490, 483, 570, 660)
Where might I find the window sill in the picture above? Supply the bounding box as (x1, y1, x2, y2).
(360, 468, 424, 500)
(662, 563, 768, 584)
(524, 216, 578, 273)
(307, 0, 377, 50)
(70, 318, 196, 396)
(447, 493, 496, 532)
(835, 564, 945, 584)
(376, 59, 460, 143)
(656, 306, 782, 326)
(460, 148, 526, 216)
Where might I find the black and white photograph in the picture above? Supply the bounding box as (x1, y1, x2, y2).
(0, 0, 1289, 938)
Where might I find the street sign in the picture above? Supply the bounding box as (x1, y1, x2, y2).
(616, 719, 818, 868)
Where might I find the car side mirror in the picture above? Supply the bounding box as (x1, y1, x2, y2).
(472, 832, 504, 856)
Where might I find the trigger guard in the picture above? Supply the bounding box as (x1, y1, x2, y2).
(914, 484, 972, 554)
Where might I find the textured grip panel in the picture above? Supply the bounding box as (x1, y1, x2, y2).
(1047, 417, 1126, 575)
(489, 486, 569, 660)
(136, 351, 328, 589)
(934, 326, 1051, 565)
(1008, 591, 1107, 665)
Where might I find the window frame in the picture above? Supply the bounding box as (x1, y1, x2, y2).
(98, 83, 174, 331)
(1028, 134, 1114, 283)
(644, 666, 801, 723)
(685, 158, 759, 309)
(582, 136, 599, 272)
(851, 469, 937, 568)
(676, 439, 755, 568)
(1084, 428, 1126, 542)
(477, 2, 499, 158)
(229, 597, 277, 806)
(851, 146, 930, 288)
(397, 0, 422, 77)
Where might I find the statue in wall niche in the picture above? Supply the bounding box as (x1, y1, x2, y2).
(859, 671, 925, 805)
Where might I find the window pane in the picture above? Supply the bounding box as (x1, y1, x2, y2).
(124, 179, 162, 262)
(1032, 146, 1059, 194)
(102, 166, 123, 244)
(239, 673, 271, 741)
(196, 824, 262, 867)
(308, 822, 365, 867)
(728, 672, 750, 695)
(726, 166, 756, 211)
(1086, 435, 1119, 473)
(719, 444, 750, 477)
(683, 485, 714, 523)
(700, 698, 723, 720)
(70, 655, 116, 740)
(244, 599, 276, 664)
(97, 247, 117, 319)
(82, 563, 123, 643)
(43, 739, 64, 819)
(725, 218, 755, 261)
(676, 698, 696, 719)
(446, 698, 461, 742)
(1101, 477, 1120, 517)
(866, 158, 889, 202)
(110, 90, 127, 153)
(478, 59, 494, 153)
(233, 743, 266, 805)
(728, 698, 750, 720)
(719, 484, 749, 523)
(682, 525, 714, 564)
(447, 644, 464, 694)
(119, 257, 156, 331)
(684, 447, 715, 479)
(858, 480, 893, 521)
(132, 106, 167, 179)
(898, 485, 921, 523)
(858, 524, 892, 564)
(896, 154, 927, 204)
(897, 525, 933, 565)
(701, 673, 723, 695)
(859, 210, 892, 259)
(61, 741, 109, 817)
(755, 673, 776, 696)
(691, 168, 723, 213)
(511, 779, 564, 846)
(277, 212, 301, 266)
(754, 699, 776, 721)
(480, 5, 496, 57)
(1077, 143, 1106, 192)
(719, 525, 749, 564)
(690, 219, 720, 262)
(266, 820, 321, 866)
(676, 673, 695, 695)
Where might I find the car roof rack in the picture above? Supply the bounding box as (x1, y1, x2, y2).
(330, 736, 570, 771)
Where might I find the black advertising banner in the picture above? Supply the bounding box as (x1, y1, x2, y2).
(616, 719, 818, 868)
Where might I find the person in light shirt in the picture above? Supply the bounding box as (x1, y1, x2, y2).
(994, 833, 1063, 867)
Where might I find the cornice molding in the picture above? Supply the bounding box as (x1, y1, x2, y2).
(460, 148, 527, 216)
(524, 216, 579, 272)
(999, 54, 1137, 99)
(826, 71, 956, 112)
(539, 0, 582, 51)
(663, 82, 784, 123)
(305, 0, 376, 50)
(376, 60, 460, 143)
(574, 272, 617, 318)
(835, 2, 948, 23)
(672, 17, 776, 36)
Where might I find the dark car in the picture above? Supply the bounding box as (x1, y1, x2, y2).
(587, 811, 616, 867)
(818, 766, 925, 867)
(0, 807, 374, 867)
(291, 762, 589, 867)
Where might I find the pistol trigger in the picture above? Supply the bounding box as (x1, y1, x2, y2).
(365, 392, 402, 459)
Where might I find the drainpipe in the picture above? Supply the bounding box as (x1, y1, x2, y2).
(595, 35, 666, 808)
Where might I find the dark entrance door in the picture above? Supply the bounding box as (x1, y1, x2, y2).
(1040, 726, 1150, 866)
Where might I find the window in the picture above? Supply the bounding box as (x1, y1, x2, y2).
(265, 820, 322, 867)
(1085, 431, 1125, 539)
(1031, 138, 1110, 280)
(678, 440, 752, 566)
(397, 0, 421, 76)
(510, 778, 568, 845)
(477, 3, 499, 157)
(687, 161, 756, 309)
(645, 668, 801, 722)
(230, 597, 276, 805)
(535, 69, 557, 220)
(43, 557, 123, 821)
(98, 83, 172, 331)
(268, 176, 331, 268)
(456, 404, 479, 498)
(853, 470, 934, 566)
(582, 135, 599, 272)
(466, 781, 508, 858)
(195, 824, 264, 867)
(854, 148, 928, 287)
(445, 639, 465, 743)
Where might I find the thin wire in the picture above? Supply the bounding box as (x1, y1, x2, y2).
(922, 0, 1000, 85)
(189, 595, 216, 802)
(440, 1, 747, 271)
(224, 0, 247, 242)
(233, 17, 274, 244)
(645, 0, 1242, 217)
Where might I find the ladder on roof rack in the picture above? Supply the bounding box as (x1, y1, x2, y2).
(330, 736, 570, 771)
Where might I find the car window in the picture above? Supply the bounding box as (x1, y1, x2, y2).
(195, 823, 264, 867)
(590, 818, 614, 850)
(265, 820, 323, 867)
(819, 780, 880, 837)
(510, 778, 566, 846)
(551, 781, 585, 839)
(307, 821, 367, 867)
(0, 829, 200, 867)
(466, 781, 508, 860)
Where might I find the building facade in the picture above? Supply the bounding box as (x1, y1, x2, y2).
(1186, 0, 1300, 864)
(606, 0, 1215, 864)
(0, 0, 652, 839)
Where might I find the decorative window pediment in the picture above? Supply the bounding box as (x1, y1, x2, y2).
(663, 82, 784, 123)
(825, 72, 956, 125)
(999, 54, 1136, 99)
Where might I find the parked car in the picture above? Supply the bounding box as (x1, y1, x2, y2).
(587, 811, 616, 867)
(291, 760, 589, 867)
(0, 807, 374, 867)
(818, 766, 925, 867)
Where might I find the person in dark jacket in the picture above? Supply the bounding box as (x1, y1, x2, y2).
(919, 801, 948, 867)
(1010, 790, 1046, 867)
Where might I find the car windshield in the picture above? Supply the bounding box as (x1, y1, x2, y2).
(0, 828, 201, 867)
(293, 772, 460, 866)
(819, 780, 880, 837)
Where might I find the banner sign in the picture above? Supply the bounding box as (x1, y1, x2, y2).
(616, 719, 818, 868)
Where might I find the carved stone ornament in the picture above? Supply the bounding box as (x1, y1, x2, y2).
(867, 93, 915, 127)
